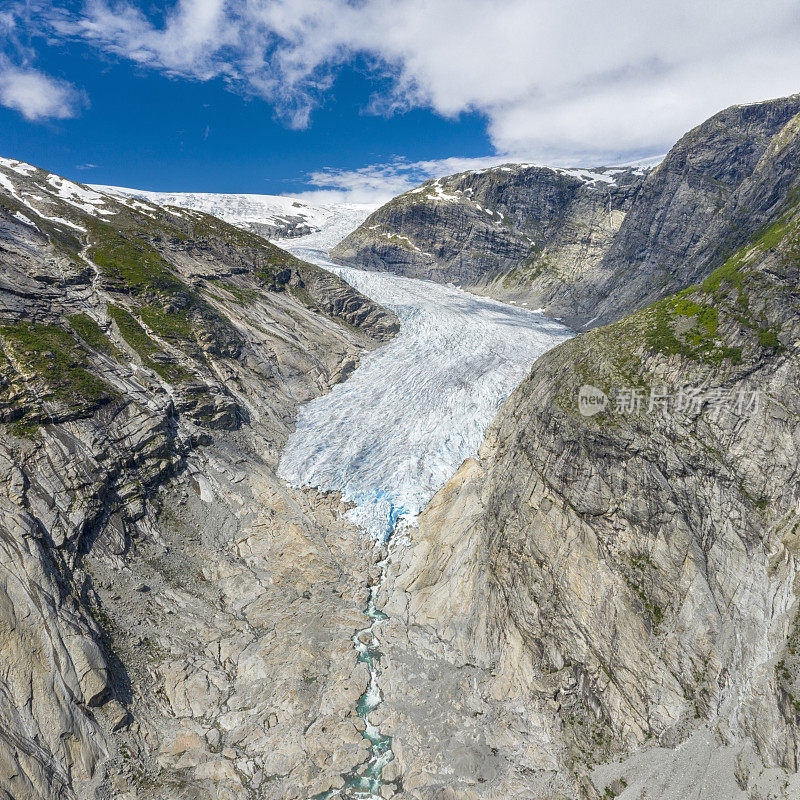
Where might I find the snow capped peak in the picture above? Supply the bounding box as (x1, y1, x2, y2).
(0, 155, 119, 229)
(92, 185, 376, 240)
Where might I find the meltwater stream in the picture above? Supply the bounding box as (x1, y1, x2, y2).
(276, 208, 572, 798)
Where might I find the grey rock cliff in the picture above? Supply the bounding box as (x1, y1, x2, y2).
(0, 157, 397, 800)
(333, 95, 800, 333)
(566, 93, 800, 328)
(375, 114, 800, 799)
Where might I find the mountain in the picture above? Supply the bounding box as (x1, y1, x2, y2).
(3, 92, 800, 800)
(371, 103, 800, 798)
(95, 184, 375, 241)
(333, 95, 800, 331)
(331, 163, 648, 310)
(570, 94, 800, 328)
(0, 155, 398, 800)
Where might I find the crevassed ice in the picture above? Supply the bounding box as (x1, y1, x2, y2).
(277, 207, 573, 538)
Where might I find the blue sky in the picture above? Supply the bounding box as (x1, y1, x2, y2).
(0, 39, 494, 196)
(2, 1, 800, 202)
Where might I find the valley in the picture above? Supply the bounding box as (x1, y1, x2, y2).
(1, 92, 800, 800)
(275, 211, 571, 798)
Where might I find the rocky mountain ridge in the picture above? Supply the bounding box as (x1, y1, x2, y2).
(0, 156, 399, 800)
(369, 100, 800, 799)
(331, 163, 647, 314)
(333, 95, 800, 332)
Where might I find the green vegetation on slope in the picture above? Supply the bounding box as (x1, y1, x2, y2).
(68, 313, 122, 361)
(0, 321, 117, 433)
(88, 222, 187, 297)
(86, 217, 243, 360)
(642, 192, 800, 364)
(644, 290, 742, 366)
(107, 305, 188, 381)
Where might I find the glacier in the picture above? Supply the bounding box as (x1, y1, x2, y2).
(93, 182, 374, 240)
(277, 207, 573, 538)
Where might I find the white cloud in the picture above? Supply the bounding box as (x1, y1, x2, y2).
(0, 61, 87, 121)
(68, 0, 239, 78)
(289, 155, 528, 204)
(44, 0, 800, 160)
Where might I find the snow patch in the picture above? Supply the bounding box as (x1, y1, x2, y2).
(554, 167, 617, 185)
(0, 173, 15, 195)
(425, 181, 461, 203)
(0, 157, 36, 175)
(101, 191, 159, 216)
(40, 214, 87, 232)
(44, 176, 116, 216)
(12, 212, 39, 230)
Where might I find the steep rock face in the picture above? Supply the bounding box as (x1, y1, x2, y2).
(0, 157, 398, 800)
(334, 95, 800, 333)
(331, 164, 645, 296)
(567, 93, 800, 328)
(377, 148, 800, 798)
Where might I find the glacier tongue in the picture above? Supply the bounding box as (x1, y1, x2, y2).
(277, 209, 573, 538)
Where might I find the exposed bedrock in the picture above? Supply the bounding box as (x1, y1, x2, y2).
(0, 158, 398, 800)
